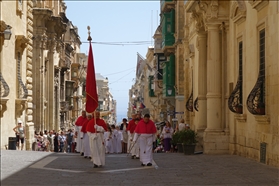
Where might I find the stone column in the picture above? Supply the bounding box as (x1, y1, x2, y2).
(203, 23, 229, 154)
(46, 33, 56, 131)
(205, 24, 222, 132)
(197, 32, 207, 132)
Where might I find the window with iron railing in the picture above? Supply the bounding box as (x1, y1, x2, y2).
(228, 41, 243, 114)
(247, 29, 265, 115)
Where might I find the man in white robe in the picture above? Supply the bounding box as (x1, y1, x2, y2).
(86, 111, 108, 168)
(80, 114, 92, 158)
(75, 111, 87, 154)
(133, 114, 156, 166)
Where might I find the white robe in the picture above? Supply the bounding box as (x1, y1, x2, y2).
(134, 133, 155, 165)
(128, 132, 139, 157)
(91, 125, 106, 166)
(116, 130, 123, 153)
(81, 132, 90, 157)
(75, 125, 83, 153)
(111, 129, 118, 153)
(104, 131, 113, 153)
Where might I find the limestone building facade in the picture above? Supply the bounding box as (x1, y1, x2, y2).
(0, 0, 84, 150)
(129, 0, 278, 166)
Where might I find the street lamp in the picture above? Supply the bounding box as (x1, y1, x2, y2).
(0, 25, 12, 40)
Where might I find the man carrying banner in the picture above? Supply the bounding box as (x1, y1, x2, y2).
(85, 26, 107, 168)
(133, 114, 157, 166)
(87, 111, 108, 168)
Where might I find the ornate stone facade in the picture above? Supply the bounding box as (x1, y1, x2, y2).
(0, 0, 83, 150)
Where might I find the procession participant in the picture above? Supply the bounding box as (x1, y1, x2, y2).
(133, 114, 157, 166)
(127, 114, 139, 159)
(115, 126, 123, 153)
(80, 113, 92, 158)
(104, 126, 113, 153)
(86, 111, 108, 168)
(120, 118, 128, 153)
(111, 125, 117, 153)
(75, 110, 87, 154)
(136, 113, 142, 121)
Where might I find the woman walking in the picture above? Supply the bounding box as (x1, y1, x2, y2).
(161, 121, 174, 153)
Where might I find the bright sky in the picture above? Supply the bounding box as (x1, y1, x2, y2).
(66, 1, 160, 123)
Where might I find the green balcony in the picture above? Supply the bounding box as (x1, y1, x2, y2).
(162, 54, 175, 97)
(161, 10, 175, 52)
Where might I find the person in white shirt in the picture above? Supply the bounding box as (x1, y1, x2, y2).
(104, 127, 113, 154)
(111, 125, 118, 153)
(178, 119, 186, 131)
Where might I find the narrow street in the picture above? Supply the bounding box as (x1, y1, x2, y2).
(1, 150, 278, 186)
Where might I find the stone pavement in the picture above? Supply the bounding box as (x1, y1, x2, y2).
(1, 150, 278, 186)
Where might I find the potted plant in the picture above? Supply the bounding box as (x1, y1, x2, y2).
(171, 131, 183, 153)
(180, 129, 198, 155)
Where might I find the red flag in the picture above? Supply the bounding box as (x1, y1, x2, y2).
(85, 43, 98, 113)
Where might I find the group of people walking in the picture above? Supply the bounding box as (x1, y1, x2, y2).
(75, 112, 157, 167)
(15, 110, 187, 168)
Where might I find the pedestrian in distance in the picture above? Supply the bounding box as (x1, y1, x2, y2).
(120, 118, 128, 153)
(161, 121, 174, 153)
(133, 114, 157, 166)
(66, 129, 74, 153)
(58, 131, 67, 153)
(13, 120, 25, 150)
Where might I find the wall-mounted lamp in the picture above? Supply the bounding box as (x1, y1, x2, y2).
(0, 25, 12, 40)
(167, 87, 173, 96)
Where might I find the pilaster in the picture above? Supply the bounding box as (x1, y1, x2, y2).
(205, 23, 222, 132)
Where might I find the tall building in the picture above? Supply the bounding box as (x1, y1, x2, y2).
(0, 0, 84, 150)
(129, 0, 279, 166)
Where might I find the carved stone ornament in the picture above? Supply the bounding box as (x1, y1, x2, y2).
(231, 1, 247, 25)
(16, 0, 23, 15)
(210, 1, 219, 19)
(0, 98, 9, 118)
(249, 0, 269, 11)
(192, 10, 205, 33)
(15, 98, 27, 117)
(15, 35, 29, 53)
(0, 20, 7, 32)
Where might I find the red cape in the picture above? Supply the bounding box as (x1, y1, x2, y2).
(134, 119, 156, 134)
(81, 119, 90, 133)
(127, 119, 137, 133)
(86, 118, 108, 133)
(75, 116, 87, 127)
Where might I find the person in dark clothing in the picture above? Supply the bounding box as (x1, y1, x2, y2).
(54, 132, 59, 152)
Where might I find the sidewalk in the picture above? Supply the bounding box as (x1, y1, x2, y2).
(1, 150, 278, 185)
